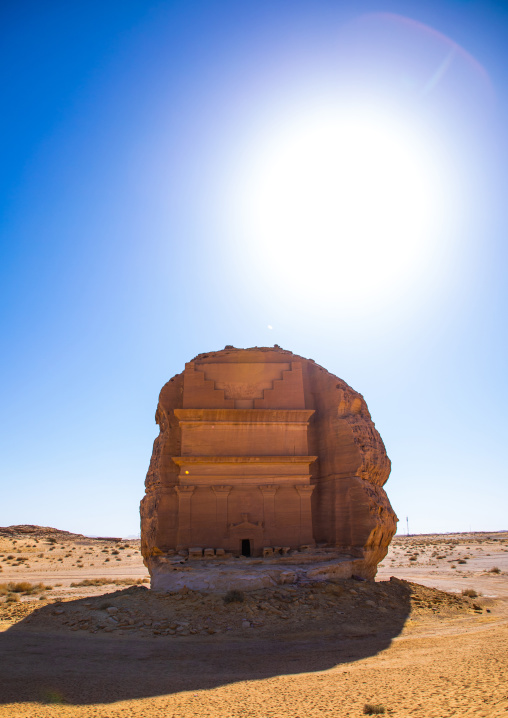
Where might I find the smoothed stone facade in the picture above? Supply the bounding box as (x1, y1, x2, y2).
(141, 346, 397, 586)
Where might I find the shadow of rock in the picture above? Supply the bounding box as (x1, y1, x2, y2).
(0, 579, 412, 705)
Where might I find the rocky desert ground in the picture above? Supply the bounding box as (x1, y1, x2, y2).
(0, 526, 507, 717)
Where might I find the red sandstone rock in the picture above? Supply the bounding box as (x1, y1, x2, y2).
(141, 346, 397, 581)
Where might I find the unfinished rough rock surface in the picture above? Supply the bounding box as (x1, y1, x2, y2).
(140, 346, 397, 589)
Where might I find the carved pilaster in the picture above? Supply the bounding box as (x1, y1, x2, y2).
(295, 484, 315, 546)
(211, 485, 232, 538)
(259, 484, 279, 544)
(175, 485, 195, 548)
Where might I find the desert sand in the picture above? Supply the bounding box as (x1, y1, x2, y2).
(0, 526, 507, 717)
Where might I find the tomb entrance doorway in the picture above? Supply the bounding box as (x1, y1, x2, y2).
(241, 539, 251, 557)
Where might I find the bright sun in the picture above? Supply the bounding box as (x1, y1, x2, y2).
(229, 106, 449, 310)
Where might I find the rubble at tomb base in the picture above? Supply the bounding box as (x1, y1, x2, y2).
(149, 548, 370, 593)
(141, 346, 397, 587)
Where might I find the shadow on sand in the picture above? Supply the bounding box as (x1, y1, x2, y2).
(0, 583, 411, 705)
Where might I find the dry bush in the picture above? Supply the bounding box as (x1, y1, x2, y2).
(71, 578, 110, 587)
(10, 582, 34, 593)
(458, 559, 467, 564)
(0, 581, 51, 595)
(70, 577, 148, 587)
(224, 589, 245, 604)
(41, 689, 65, 704)
(6, 593, 20, 603)
(462, 588, 478, 598)
(364, 704, 385, 715)
(490, 566, 501, 574)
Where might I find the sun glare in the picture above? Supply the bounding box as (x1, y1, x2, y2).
(229, 108, 450, 311)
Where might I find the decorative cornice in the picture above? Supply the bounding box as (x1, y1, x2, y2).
(174, 408, 314, 424)
(172, 455, 317, 465)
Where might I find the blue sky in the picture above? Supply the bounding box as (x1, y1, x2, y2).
(1, 0, 507, 537)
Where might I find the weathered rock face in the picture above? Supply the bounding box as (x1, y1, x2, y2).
(141, 346, 397, 583)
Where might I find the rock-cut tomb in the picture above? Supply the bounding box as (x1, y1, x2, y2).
(140, 346, 397, 591)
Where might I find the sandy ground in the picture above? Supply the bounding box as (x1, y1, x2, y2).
(0, 526, 507, 717)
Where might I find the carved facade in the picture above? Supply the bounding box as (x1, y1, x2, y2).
(141, 347, 397, 577)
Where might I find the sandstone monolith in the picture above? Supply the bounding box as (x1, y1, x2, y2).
(141, 346, 397, 588)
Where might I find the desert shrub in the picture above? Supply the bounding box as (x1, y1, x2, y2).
(111, 549, 119, 555)
(4, 581, 53, 595)
(224, 589, 245, 604)
(409, 556, 417, 561)
(462, 589, 478, 598)
(71, 578, 110, 587)
(0, 581, 49, 594)
(41, 689, 65, 704)
(458, 559, 467, 564)
(10, 582, 33, 593)
(70, 577, 148, 588)
(490, 566, 501, 574)
(7, 555, 14, 560)
(6, 593, 20, 603)
(364, 704, 385, 715)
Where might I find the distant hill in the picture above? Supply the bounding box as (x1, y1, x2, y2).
(0, 525, 124, 542)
